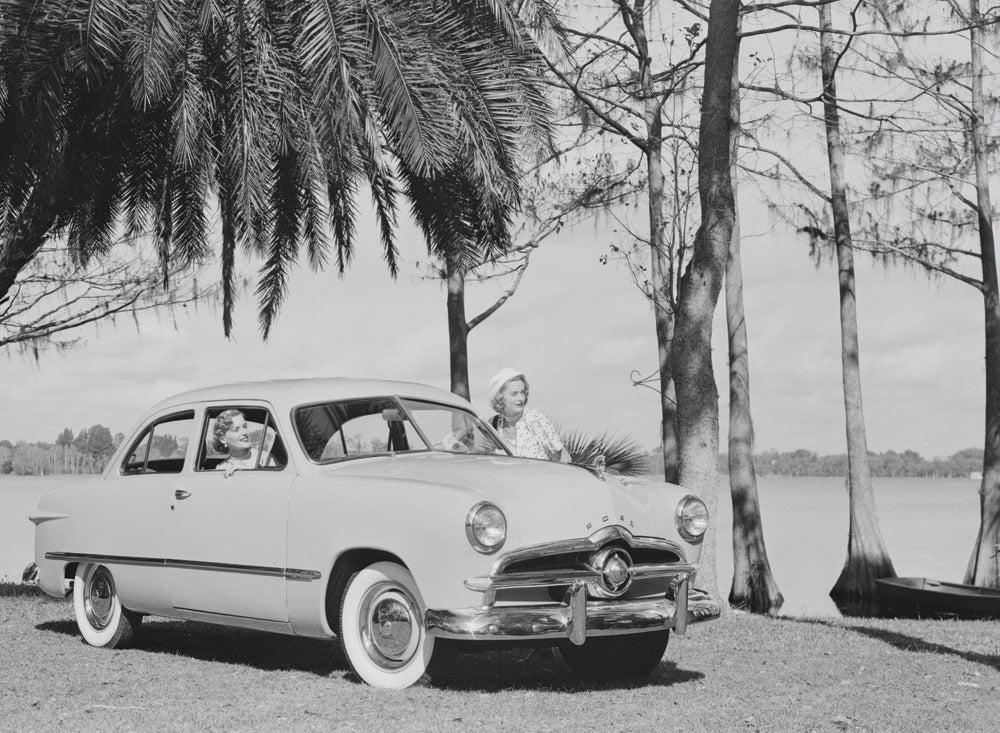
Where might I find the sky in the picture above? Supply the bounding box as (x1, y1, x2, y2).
(0, 3, 990, 458)
(0, 187, 987, 459)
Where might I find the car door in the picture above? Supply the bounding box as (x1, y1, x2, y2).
(75, 409, 197, 616)
(166, 403, 293, 622)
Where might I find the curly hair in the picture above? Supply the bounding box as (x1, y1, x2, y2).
(212, 409, 244, 453)
(490, 375, 529, 414)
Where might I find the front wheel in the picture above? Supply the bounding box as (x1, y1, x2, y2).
(558, 630, 669, 679)
(72, 564, 141, 648)
(337, 562, 435, 688)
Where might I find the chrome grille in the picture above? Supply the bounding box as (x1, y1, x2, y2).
(466, 526, 694, 605)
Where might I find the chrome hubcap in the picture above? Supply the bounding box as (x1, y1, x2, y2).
(84, 567, 115, 630)
(359, 582, 421, 670)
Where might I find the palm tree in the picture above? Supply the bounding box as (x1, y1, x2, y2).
(0, 1, 549, 336)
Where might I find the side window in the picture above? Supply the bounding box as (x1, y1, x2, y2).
(295, 398, 424, 462)
(198, 406, 288, 472)
(121, 412, 195, 475)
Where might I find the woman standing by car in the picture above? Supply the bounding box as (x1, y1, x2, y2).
(488, 368, 570, 462)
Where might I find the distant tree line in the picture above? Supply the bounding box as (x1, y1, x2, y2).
(0, 426, 123, 476)
(644, 447, 984, 480)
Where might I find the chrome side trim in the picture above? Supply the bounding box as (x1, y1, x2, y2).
(284, 568, 323, 581)
(44, 552, 321, 582)
(168, 558, 288, 577)
(46, 552, 158, 569)
(490, 526, 687, 575)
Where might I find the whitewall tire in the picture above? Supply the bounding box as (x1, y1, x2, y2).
(338, 562, 434, 688)
(72, 564, 140, 648)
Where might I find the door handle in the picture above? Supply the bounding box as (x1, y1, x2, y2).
(174, 489, 191, 500)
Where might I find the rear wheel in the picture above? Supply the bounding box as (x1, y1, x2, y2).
(337, 562, 434, 688)
(558, 630, 669, 679)
(72, 564, 141, 648)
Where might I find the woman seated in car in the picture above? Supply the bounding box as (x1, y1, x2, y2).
(213, 409, 270, 473)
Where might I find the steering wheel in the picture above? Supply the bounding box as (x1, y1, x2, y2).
(440, 431, 471, 452)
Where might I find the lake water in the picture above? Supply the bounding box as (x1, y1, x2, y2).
(0, 474, 982, 616)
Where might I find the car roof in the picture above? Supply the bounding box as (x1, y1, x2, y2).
(145, 377, 473, 414)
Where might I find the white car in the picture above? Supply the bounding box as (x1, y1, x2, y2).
(30, 378, 719, 687)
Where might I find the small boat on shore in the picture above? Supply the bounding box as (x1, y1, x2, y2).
(875, 577, 1000, 619)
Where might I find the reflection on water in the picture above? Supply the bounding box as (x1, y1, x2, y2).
(0, 474, 983, 617)
(714, 476, 981, 616)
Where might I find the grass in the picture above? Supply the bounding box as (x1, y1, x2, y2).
(2, 587, 999, 732)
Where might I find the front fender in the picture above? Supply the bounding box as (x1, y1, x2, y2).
(285, 477, 498, 638)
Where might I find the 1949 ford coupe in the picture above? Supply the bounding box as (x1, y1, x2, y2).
(30, 378, 719, 687)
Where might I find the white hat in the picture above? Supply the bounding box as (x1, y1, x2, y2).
(488, 368, 524, 407)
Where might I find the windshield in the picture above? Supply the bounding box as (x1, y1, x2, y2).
(293, 397, 509, 463)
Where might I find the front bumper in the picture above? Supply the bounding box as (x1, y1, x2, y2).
(424, 579, 721, 644)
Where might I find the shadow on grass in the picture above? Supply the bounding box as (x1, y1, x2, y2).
(426, 644, 704, 692)
(428, 659, 703, 693)
(783, 616, 1000, 673)
(37, 618, 347, 676)
(846, 625, 1000, 673)
(37, 618, 702, 690)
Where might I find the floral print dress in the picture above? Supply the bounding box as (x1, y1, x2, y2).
(493, 407, 564, 460)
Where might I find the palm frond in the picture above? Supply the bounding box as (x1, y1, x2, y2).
(78, 0, 130, 86)
(561, 429, 649, 477)
(364, 1, 455, 175)
(125, 0, 186, 108)
(255, 210, 298, 340)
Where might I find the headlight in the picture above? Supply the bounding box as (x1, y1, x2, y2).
(676, 495, 708, 542)
(465, 502, 507, 554)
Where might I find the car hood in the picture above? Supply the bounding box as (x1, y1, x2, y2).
(319, 451, 681, 546)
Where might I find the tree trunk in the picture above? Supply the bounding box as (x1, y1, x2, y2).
(634, 1, 679, 484)
(651, 168, 679, 484)
(819, 3, 896, 614)
(673, 0, 741, 599)
(964, 0, 1000, 588)
(445, 255, 471, 401)
(0, 188, 58, 305)
(725, 26, 783, 614)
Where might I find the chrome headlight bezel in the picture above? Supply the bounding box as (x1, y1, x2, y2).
(675, 494, 708, 543)
(465, 501, 507, 554)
